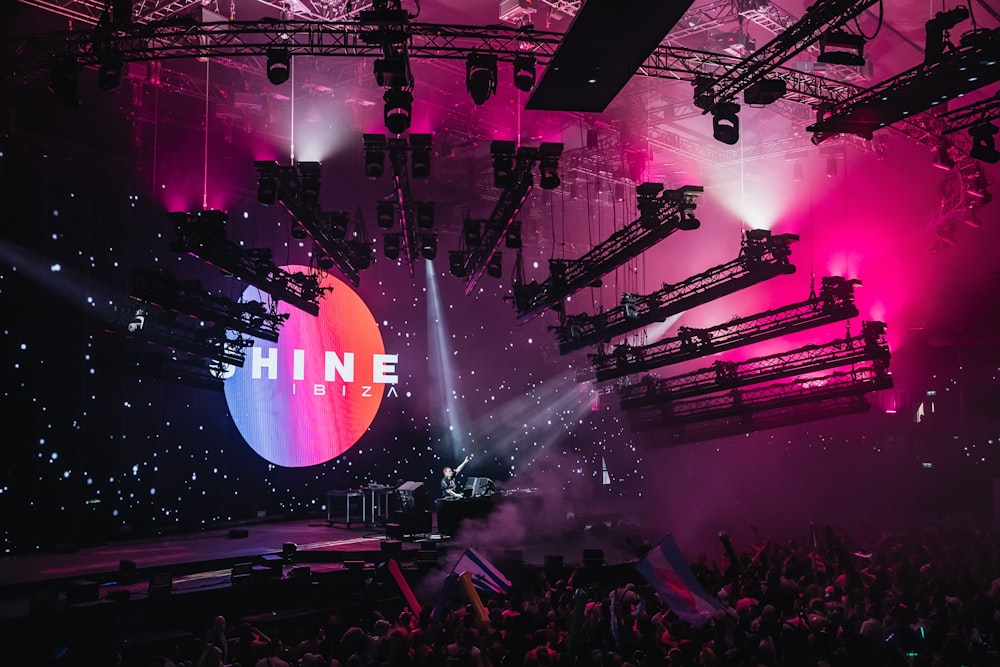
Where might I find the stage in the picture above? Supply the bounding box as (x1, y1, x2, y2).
(0, 516, 439, 619)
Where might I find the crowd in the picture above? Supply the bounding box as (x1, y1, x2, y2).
(145, 523, 1000, 667)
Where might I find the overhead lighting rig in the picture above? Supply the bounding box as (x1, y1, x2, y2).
(924, 6, 970, 66)
(628, 362, 892, 436)
(816, 30, 866, 67)
(637, 394, 877, 446)
(361, 0, 415, 134)
(936, 92, 1000, 137)
(969, 123, 999, 164)
(619, 320, 889, 409)
(169, 207, 331, 314)
(512, 182, 703, 325)
(130, 268, 289, 342)
(454, 140, 562, 294)
(363, 133, 434, 277)
(108, 301, 253, 369)
(104, 345, 229, 392)
(590, 276, 862, 382)
(692, 0, 879, 140)
(254, 160, 368, 287)
(808, 28, 1000, 143)
(553, 229, 799, 355)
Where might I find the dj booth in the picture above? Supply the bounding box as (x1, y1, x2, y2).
(436, 477, 497, 536)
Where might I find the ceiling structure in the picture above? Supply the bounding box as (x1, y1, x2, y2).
(6, 0, 997, 207)
(3, 0, 1000, 326)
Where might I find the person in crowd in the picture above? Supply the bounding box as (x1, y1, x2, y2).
(441, 455, 471, 499)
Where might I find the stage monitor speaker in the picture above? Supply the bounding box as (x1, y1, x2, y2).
(67, 580, 99, 604)
(381, 539, 403, 556)
(118, 559, 137, 584)
(396, 481, 429, 512)
(583, 549, 605, 568)
(386, 522, 403, 540)
(148, 572, 173, 598)
(228, 528, 249, 539)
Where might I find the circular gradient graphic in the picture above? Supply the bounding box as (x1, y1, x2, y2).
(224, 266, 393, 467)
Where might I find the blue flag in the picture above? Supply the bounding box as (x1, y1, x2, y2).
(635, 534, 721, 627)
(451, 547, 512, 594)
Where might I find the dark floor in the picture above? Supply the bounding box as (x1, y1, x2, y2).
(0, 517, 441, 621)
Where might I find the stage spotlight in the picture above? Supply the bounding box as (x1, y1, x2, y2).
(352, 241, 374, 269)
(291, 222, 309, 239)
(317, 252, 335, 270)
(48, 58, 80, 109)
(817, 30, 866, 67)
(267, 49, 291, 85)
(743, 78, 785, 105)
(486, 251, 503, 279)
(384, 233, 401, 260)
(416, 202, 434, 229)
(257, 175, 279, 205)
(376, 202, 395, 228)
(328, 212, 349, 239)
(463, 219, 482, 247)
(449, 251, 468, 277)
(466, 52, 498, 105)
(678, 204, 700, 230)
(383, 88, 412, 135)
(491, 140, 517, 188)
(98, 53, 123, 91)
(505, 221, 522, 249)
(513, 54, 536, 92)
(712, 102, 740, 145)
(969, 124, 1000, 164)
(932, 144, 955, 170)
(925, 6, 969, 65)
(410, 133, 432, 179)
(538, 142, 564, 190)
(298, 162, 321, 205)
(967, 172, 990, 199)
(419, 233, 437, 260)
(363, 133, 387, 179)
(374, 54, 408, 88)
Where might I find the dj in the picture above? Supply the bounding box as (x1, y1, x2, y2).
(440, 455, 471, 499)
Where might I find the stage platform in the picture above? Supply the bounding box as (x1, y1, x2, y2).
(0, 511, 648, 665)
(0, 517, 444, 621)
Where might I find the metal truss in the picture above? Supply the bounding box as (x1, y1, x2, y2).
(254, 161, 365, 287)
(3, 21, 857, 107)
(692, 0, 878, 109)
(542, 0, 869, 86)
(388, 139, 419, 279)
(17, 0, 205, 26)
(739, 1, 869, 83)
(641, 394, 873, 445)
(591, 275, 861, 382)
(807, 29, 1000, 142)
(131, 267, 289, 342)
(644, 44, 862, 106)
(169, 208, 330, 314)
(938, 94, 1000, 135)
(460, 145, 537, 295)
(254, 0, 372, 22)
(619, 320, 889, 408)
(628, 362, 892, 432)
(111, 348, 227, 391)
(512, 183, 703, 324)
(110, 301, 253, 367)
(554, 230, 798, 355)
(539, 0, 583, 17)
